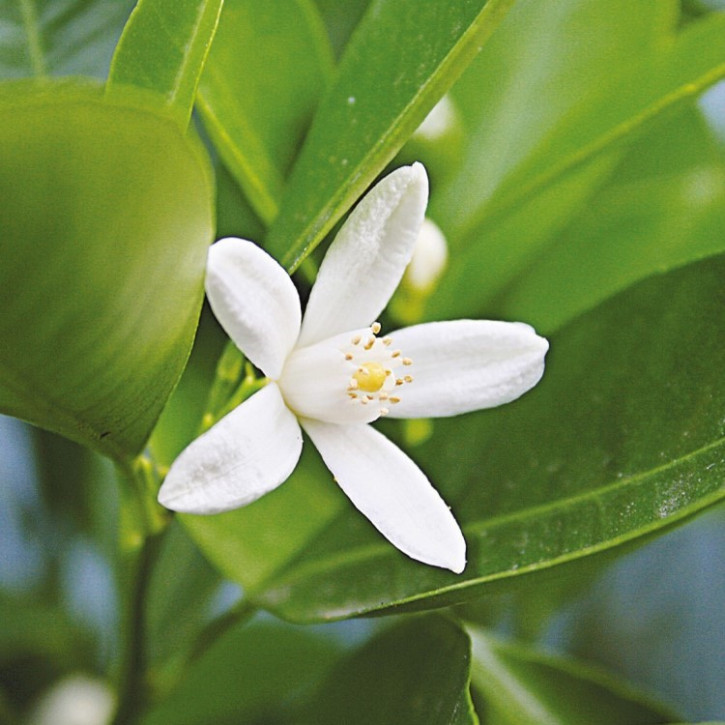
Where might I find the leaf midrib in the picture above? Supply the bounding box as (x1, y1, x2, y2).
(252, 433, 725, 595)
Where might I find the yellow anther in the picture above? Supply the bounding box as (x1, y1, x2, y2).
(402, 357, 413, 366)
(352, 335, 361, 345)
(389, 396, 401, 404)
(404, 375, 413, 383)
(352, 362, 387, 393)
(345, 352, 353, 360)
(371, 322, 382, 334)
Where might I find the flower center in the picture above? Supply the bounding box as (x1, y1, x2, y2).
(277, 322, 413, 425)
(352, 362, 387, 392)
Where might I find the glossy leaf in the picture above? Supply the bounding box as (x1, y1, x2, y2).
(469, 630, 677, 725)
(107, 0, 224, 124)
(240, 253, 725, 620)
(196, 0, 334, 225)
(429, 1, 725, 319)
(0, 80, 214, 462)
(493, 106, 725, 332)
(0, 0, 136, 80)
(266, 0, 517, 268)
(303, 616, 477, 725)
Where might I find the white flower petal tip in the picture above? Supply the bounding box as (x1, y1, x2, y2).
(158, 384, 302, 514)
(205, 237, 302, 379)
(385, 320, 549, 419)
(298, 164, 430, 346)
(301, 419, 467, 574)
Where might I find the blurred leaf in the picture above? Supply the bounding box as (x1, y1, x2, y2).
(313, 0, 371, 59)
(468, 630, 677, 724)
(560, 505, 725, 721)
(181, 445, 346, 591)
(239, 253, 725, 621)
(142, 619, 342, 725)
(107, 0, 224, 124)
(0, 80, 214, 462)
(266, 0, 517, 268)
(493, 106, 725, 333)
(429, 1, 725, 319)
(303, 616, 477, 725)
(0, 0, 136, 80)
(196, 0, 334, 225)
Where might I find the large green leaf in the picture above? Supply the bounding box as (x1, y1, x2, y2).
(196, 0, 334, 225)
(107, 0, 224, 124)
(428, 1, 725, 319)
(240, 253, 725, 620)
(303, 616, 477, 725)
(0, 80, 214, 462)
(141, 619, 342, 725)
(265, 0, 517, 268)
(0, 0, 136, 80)
(468, 630, 677, 724)
(492, 106, 725, 332)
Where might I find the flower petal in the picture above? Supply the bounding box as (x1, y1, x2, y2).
(302, 419, 466, 573)
(158, 383, 303, 514)
(206, 237, 301, 379)
(385, 320, 548, 419)
(298, 163, 429, 347)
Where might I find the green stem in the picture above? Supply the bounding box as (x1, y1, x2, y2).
(111, 528, 165, 725)
(111, 454, 171, 725)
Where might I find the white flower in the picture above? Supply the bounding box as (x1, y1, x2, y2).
(158, 164, 548, 573)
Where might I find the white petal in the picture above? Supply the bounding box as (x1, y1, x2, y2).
(298, 163, 429, 347)
(386, 320, 548, 419)
(206, 238, 301, 379)
(158, 383, 303, 514)
(302, 419, 466, 573)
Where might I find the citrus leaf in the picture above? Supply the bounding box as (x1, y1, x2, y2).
(0, 80, 214, 462)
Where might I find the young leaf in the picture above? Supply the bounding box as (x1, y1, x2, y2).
(303, 616, 477, 725)
(493, 106, 725, 333)
(265, 0, 517, 268)
(107, 0, 224, 124)
(429, 1, 725, 319)
(196, 0, 334, 225)
(0, 0, 136, 80)
(238, 253, 725, 620)
(0, 80, 214, 463)
(468, 630, 677, 724)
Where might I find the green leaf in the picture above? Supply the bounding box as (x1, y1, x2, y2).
(243, 253, 725, 621)
(266, 0, 517, 268)
(0, 0, 136, 80)
(107, 0, 224, 125)
(0, 80, 214, 463)
(303, 616, 477, 725)
(141, 619, 342, 725)
(468, 630, 677, 725)
(492, 106, 725, 333)
(196, 0, 334, 225)
(428, 1, 725, 319)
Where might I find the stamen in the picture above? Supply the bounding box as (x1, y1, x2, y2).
(352, 335, 361, 345)
(395, 379, 404, 386)
(348, 379, 359, 390)
(344, 353, 353, 361)
(404, 375, 413, 383)
(371, 322, 381, 334)
(403, 358, 413, 366)
(389, 396, 400, 404)
(379, 392, 388, 400)
(383, 337, 393, 346)
(391, 350, 401, 358)
(380, 407, 389, 416)
(363, 338, 375, 350)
